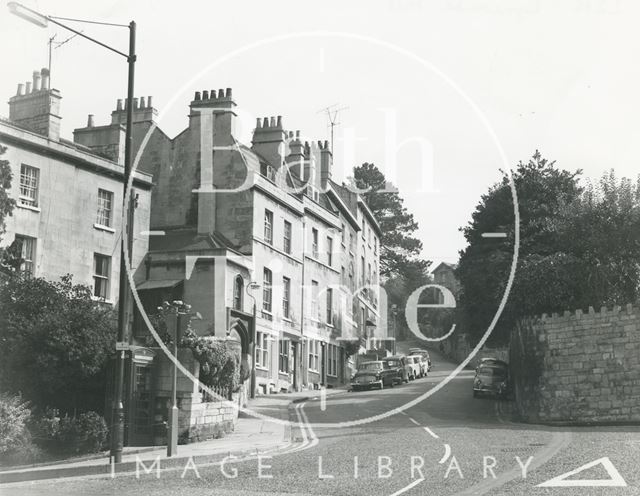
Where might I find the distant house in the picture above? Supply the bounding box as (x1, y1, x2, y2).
(431, 262, 460, 302)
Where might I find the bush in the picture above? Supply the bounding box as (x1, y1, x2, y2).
(0, 393, 44, 465)
(0, 393, 30, 454)
(33, 410, 108, 455)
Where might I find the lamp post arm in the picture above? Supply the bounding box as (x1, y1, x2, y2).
(45, 16, 129, 58)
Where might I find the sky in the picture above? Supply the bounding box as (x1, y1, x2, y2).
(3, 0, 639, 268)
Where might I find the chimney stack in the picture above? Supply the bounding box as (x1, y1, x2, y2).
(251, 114, 286, 170)
(285, 130, 305, 180)
(188, 86, 237, 146)
(87, 114, 95, 127)
(9, 68, 62, 140)
(111, 95, 158, 125)
(320, 139, 332, 189)
(41, 68, 50, 90)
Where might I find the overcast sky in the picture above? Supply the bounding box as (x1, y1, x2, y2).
(3, 0, 639, 268)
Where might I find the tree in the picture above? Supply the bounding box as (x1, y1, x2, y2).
(352, 163, 430, 279)
(0, 145, 17, 272)
(0, 274, 116, 414)
(456, 151, 583, 344)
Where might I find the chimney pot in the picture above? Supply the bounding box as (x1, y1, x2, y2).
(324, 140, 329, 150)
(124, 98, 128, 110)
(133, 97, 139, 109)
(218, 88, 225, 98)
(202, 90, 209, 100)
(270, 117, 276, 127)
(194, 91, 201, 101)
(296, 130, 300, 138)
(263, 117, 269, 128)
(147, 96, 153, 108)
(87, 114, 95, 127)
(40, 68, 50, 90)
(16, 83, 24, 96)
(25, 81, 32, 94)
(256, 118, 262, 129)
(117, 99, 123, 111)
(32, 71, 41, 92)
(140, 96, 146, 108)
(276, 116, 282, 127)
(226, 88, 232, 97)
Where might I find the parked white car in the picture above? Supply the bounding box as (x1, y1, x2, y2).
(405, 355, 422, 379)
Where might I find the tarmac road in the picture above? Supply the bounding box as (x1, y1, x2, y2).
(5, 349, 640, 495)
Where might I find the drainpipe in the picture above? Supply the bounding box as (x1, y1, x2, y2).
(300, 217, 307, 390)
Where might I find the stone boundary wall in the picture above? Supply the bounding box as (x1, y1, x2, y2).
(510, 303, 640, 424)
(154, 349, 242, 444)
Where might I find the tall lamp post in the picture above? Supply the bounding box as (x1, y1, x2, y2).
(391, 304, 398, 355)
(8, 2, 137, 464)
(245, 282, 260, 399)
(162, 301, 201, 457)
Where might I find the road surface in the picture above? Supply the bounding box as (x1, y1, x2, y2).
(5, 349, 640, 495)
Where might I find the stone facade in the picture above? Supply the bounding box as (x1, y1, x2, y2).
(510, 303, 640, 424)
(0, 70, 153, 298)
(77, 88, 383, 396)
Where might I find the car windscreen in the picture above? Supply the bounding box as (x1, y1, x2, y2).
(477, 366, 506, 378)
(359, 363, 383, 371)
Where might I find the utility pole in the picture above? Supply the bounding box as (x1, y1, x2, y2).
(317, 104, 348, 156)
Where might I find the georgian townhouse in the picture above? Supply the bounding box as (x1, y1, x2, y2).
(0, 68, 152, 301)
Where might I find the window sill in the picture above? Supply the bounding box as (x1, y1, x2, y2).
(17, 203, 41, 213)
(93, 223, 115, 233)
(327, 373, 338, 378)
(256, 365, 270, 372)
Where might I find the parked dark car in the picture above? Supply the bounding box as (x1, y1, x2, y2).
(382, 355, 410, 384)
(350, 361, 396, 390)
(473, 361, 509, 398)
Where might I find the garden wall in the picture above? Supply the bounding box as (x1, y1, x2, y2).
(154, 349, 242, 444)
(510, 303, 640, 424)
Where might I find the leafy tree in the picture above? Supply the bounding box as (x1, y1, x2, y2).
(456, 151, 583, 344)
(0, 274, 116, 414)
(352, 163, 430, 279)
(0, 145, 17, 272)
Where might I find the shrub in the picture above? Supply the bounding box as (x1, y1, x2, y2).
(0, 393, 31, 454)
(33, 410, 108, 455)
(57, 412, 108, 455)
(0, 393, 44, 465)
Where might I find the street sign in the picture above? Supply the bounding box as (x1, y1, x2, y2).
(115, 341, 130, 351)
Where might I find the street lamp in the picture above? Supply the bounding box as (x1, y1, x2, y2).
(8, 2, 137, 464)
(245, 282, 260, 399)
(162, 301, 201, 457)
(391, 304, 398, 355)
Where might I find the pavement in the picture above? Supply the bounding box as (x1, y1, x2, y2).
(4, 348, 640, 495)
(0, 387, 347, 485)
